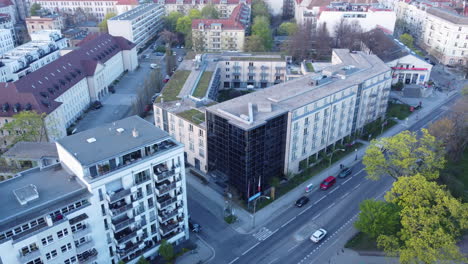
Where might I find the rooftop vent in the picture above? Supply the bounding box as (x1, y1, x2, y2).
(86, 137, 96, 143)
(13, 184, 39, 205)
(116, 128, 125, 133)
(132, 128, 139, 138)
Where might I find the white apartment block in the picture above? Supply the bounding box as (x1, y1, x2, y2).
(32, 0, 138, 21)
(0, 0, 17, 24)
(157, 0, 251, 18)
(295, 0, 396, 35)
(0, 33, 138, 150)
(191, 3, 250, 52)
(0, 115, 189, 264)
(0, 13, 16, 44)
(0, 28, 14, 55)
(394, 0, 429, 41)
(108, 3, 164, 50)
(0, 30, 67, 82)
(422, 8, 468, 66)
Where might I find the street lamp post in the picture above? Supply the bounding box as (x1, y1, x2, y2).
(329, 149, 346, 167)
(354, 149, 358, 161)
(252, 195, 270, 229)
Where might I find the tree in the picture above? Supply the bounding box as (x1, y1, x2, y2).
(283, 20, 314, 62)
(160, 29, 177, 47)
(117, 261, 126, 264)
(188, 9, 202, 20)
(252, 16, 273, 51)
(244, 35, 266, 52)
(159, 240, 174, 262)
(399, 33, 414, 49)
(354, 200, 401, 239)
(333, 19, 363, 50)
(176, 16, 192, 36)
(192, 31, 205, 53)
(313, 22, 332, 60)
(252, 0, 270, 20)
(278, 22, 298, 36)
(363, 129, 446, 181)
(164, 11, 183, 31)
(30, 3, 41, 16)
(201, 4, 219, 19)
(98, 12, 117, 33)
(378, 174, 468, 264)
(136, 257, 150, 264)
(4, 111, 49, 146)
(428, 118, 455, 149)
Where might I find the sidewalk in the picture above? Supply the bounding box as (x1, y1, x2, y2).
(186, 89, 460, 235)
(175, 235, 215, 264)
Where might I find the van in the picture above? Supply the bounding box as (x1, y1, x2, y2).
(320, 176, 336, 190)
(305, 184, 313, 193)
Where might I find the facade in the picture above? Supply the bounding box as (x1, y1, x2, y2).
(0, 28, 14, 54)
(0, 33, 138, 150)
(0, 0, 16, 24)
(191, 3, 250, 52)
(33, 0, 138, 21)
(0, 116, 189, 264)
(0, 13, 16, 44)
(2, 141, 59, 170)
(394, 0, 429, 41)
(422, 7, 468, 65)
(295, 0, 396, 35)
(26, 14, 65, 36)
(157, 0, 251, 18)
(206, 49, 392, 198)
(0, 30, 67, 83)
(108, 3, 164, 50)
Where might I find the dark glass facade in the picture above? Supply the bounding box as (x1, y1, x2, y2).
(207, 111, 288, 200)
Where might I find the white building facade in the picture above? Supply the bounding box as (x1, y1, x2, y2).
(0, 28, 14, 55)
(157, 0, 250, 18)
(108, 4, 164, 50)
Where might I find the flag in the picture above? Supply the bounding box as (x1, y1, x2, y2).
(258, 176, 261, 192)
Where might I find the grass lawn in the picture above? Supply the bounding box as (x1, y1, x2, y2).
(306, 62, 314, 72)
(441, 148, 468, 202)
(387, 102, 412, 120)
(176, 109, 205, 125)
(361, 118, 398, 141)
(193, 71, 213, 98)
(345, 232, 380, 251)
(155, 70, 191, 103)
(217, 89, 254, 102)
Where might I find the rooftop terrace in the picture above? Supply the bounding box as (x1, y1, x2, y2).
(156, 70, 191, 103)
(176, 109, 206, 125)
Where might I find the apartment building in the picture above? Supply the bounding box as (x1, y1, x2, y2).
(295, 0, 396, 35)
(0, 0, 16, 24)
(108, 3, 164, 50)
(0, 33, 138, 150)
(33, 0, 138, 21)
(0, 13, 16, 44)
(157, 0, 251, 18)
(422, 7, 468, 65)
(0, 30, 67, 82)
(191, 3, 250, 52)
(206, 49, 392, 199)
(0, 116, 189, 264)
(0, 28, 14, 54)
(26, 14, 64, 36)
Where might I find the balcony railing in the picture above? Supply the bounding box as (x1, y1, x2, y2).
(76, 239, 95, 254)
(112, 216, 135, 232)
(157, 196, 178, 210)
(156, 182, 177, 196)
(73, 225, 91, 238)
(110, 203, 133, 217)
(78, 248, 98, 264)
(153, 169, 175, 182)
(158, 208, 181, 223)
(107, 189, 131, 203)
(160, 222, 180, 236)
(115, 229, 137, 244)
(17, 248, 41, 263)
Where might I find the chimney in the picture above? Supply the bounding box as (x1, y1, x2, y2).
(132, 128, 139, 138)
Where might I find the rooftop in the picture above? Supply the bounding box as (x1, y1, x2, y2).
(229, 56, 285, 61)
(2, 141, 58, 160)
(156, 70, 191, 103)
(158, 0, 251, 4)
(56, 116, 173, 166)
(193, 71, 213, 98)
(192, 3, 250, 30)
(176, 108, 206, 125)
(0, 164, 89, 229)
(361, 28, 409, 62)
(427, 7, 468, 24)
(110, 3, 163, 21)
(207, 49, 390, 130)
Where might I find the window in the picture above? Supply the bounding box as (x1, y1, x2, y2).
(61, 242, 72, 253)
(41, 235, 54, 246)
(199, 138, 204, 146)
(64, 256, 77, 264)
(199, 148, 205, 157)
(57, 228, 69, 239)
(98, 189, 103, 201)
(104, 219, 109, 230)
(21, 243, 38, 256)
(26, 258, 42, 264)
(46, 249, 58, 260)
(199, 130, 204, 137)
(101, 204, 106, 215)
(189, 124, 194, 132)
(147, 197, 154, 207)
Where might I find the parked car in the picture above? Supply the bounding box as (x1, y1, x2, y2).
(92, 101, 102, 110)
(295, 196, 310, 207)
(310, 228, 327, 243)
(154, 52, 164, 56)
(150, 63, 158, 69)
(177, 56, 183, 62)
(163, 78, 170, 83)
(108, 86, 115, 93)
(172, 51, 177, 56)
(320, 176, 336, 190)
(338, 167, 352, 178)
(189, 219, 201, 233)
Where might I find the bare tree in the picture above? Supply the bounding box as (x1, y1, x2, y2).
(313, 22, 332, 60)
(160, 30, 177, 46)
(333, 18, 363, 50)
(283, 20, 314, 62)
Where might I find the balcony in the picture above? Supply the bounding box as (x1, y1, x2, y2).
(17, 248, 41, 263)
(153, 166, 175, 182)
(248, 65, 255, 70)
(112, 215, 135, 232)
(157, 195, 178, 210)
(115, 227, 138, 244)
(233, 65, 241, 69)
(233, 71, 240, 75)
(109, 202, 133, 218)
(248, 71, 255, 76)
(155, 181, 177, 196)
(160, 221, 181, 236)
(73, 225, 91, 238)
(158, 207, 182, 223)
(76, 239, 95, 254)
(78, 248, 98, 264)
(106, 188, 131, 203)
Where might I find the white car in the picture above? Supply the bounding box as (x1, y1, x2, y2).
(177, 57, 183, 62)
(310, 228, 327, 243)
(150, 64, 158, 69)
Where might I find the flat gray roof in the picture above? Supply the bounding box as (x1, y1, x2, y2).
(110, 3, 163, 21)
(56, 116, 172, 166)
(427, 8, 468, 25)
(0, 164, 89, 229)
(207, 49, 390, 130)
(3, 141, 58, 160)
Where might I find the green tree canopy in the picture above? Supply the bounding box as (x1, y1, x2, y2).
(188, 9, 202, 20)
(159, 240, 174, 262)
(164, 11, 183, 31)
(399, 33, 414, 49)
(135, 257, 149, 264)
(252, 16, 273, 51)
(244, 35, 266, 52)
(30, 3, 42, 16)
(201, 4, 219, 19)
(363, 129, 445, 181)
(278, 22, 298, 36)
(4, 111, 49, 146)
(354, 199, 401, 239)
(98, 12, 117, 33)
(378, 174, 468, 264)
(252, 0, 270, 20)
(176, 16, 192, 36)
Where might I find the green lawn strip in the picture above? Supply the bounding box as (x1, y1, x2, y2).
(345, 232, 380, 251)
(361, 118, 398, 141)
(306, 62, 314, 72)
(387, 102, 412, 120)
(193, 71, 213, 98)
(176, 109, 205, 125)
(156, 70, 191, 102)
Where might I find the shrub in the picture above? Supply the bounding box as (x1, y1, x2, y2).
(224, 214, 237, 224)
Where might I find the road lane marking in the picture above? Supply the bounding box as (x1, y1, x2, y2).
(298, 209, 307, 215)
(267, 258, 279, 264)
(354, 168, 364, 176)
(312, 212, 322, 221)
(313, 196, 326, 205)
(328, 187, 339, 194)
(228, 257, 239, 264)
(305, 205, 312, 211)
(271, 228, 279, 235)
(242, 242, 260, 255)
(281, 216, 297, 228)
(353, 183, 361, 190)
(253, 227, 273, 241)
(287, 244, 299, 252)
(341, 177, 352, 185)
(325, 202, 336, 210)
(341, 192, 350, 199)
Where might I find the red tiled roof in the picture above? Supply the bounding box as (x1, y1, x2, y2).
(0, 0, 14, 7)
(76, 32, 103, 46)
(158, 0, 251, 4)
(116, 0, 138, 5)
(192, 3, 248, 30)
(0, 33, 136, 118)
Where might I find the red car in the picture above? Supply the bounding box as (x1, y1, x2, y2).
(163, 78, 170, 83)
(320, 176, 336, 190)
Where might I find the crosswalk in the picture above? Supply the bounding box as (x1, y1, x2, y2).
(253, 227, 273, 241)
